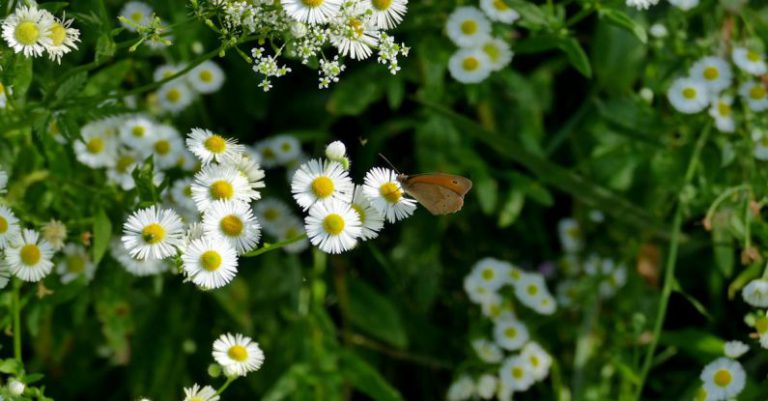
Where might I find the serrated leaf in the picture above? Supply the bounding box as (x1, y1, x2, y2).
(92, 209, 112, 265)
(339, 350, 405, 401)
(600, 9, 647, 44)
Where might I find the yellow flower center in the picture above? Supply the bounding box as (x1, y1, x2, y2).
(311, 176, 335, 199)
(49, 22, 67, 46)
(682, 87, 697, 99)
(379, 182, 402, 203)
(718, 102, 732, 116)
(264, 208, 279, 221)
(747, 50, 762, 62)
(262, 147, 276, 160)
(483, 43, 500, 62)
(530, 355, 540, 367)
(460, 20, 478, 35)
(15, 21, 40, 45)
(504, 327, 517, 338)
(372, 0, 392, 10)
(481, 267, 495, 281)
(512, 367, 524, 379)
(756, 317, 768, 334)
(301, 0, 324, 7)
(463, 56, 480, 71)
(220, 215, 244, 237)
(493, 0, 509, 10)
(200, 250, 222, 271)
(510, 269, 521, 281)
(204, 135, 227, 153)
(166, 88, 181, 103)
(322, 214, 345, 236)
(750, 84, 766, 100)
(210, 180, 235, 200)
(183, 185, 193, 198)
(131, 125, 146, 138)
(86, 137, 105, 154)
(141, 223, 166, 244)
(527, 284, 539, 296)
(349, 18, 364, 38)
(713, 369, 732, 387)
(0, 216, 7, 234)
(130, 12, 144, 22)
(116, 155, 135, 174)
(199, 70, 214, 83)
(154, 140, 171, 155)
(703, 66, 719, 80)
(351, 203, 367, 224)
(66, 255, 86, 273)
(227, 345, 248, 361)
(20, 244, 41, 266)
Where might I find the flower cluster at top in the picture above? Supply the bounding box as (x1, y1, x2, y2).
(1, 4, 80, 62)
(445, 0, 515, 84)
(450, 257, 556, 401)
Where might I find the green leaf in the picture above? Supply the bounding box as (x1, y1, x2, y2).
(498, 189, 525, 228)
(327, 66, 385, 116)
(502, 0, 549, 29)
(262, 364, 312, 401)
(671, 279, 712, 321)
(339, 350, 405, 401)
(92, 209, 112, 265)
(475, 175, 498, 215)
(10, 55, 33, 99)
(0, 358, 23, 375)
(712, 219, 735, 278)
(557, 37, 592, 78)
(83, 60, 132, 97)
(347, 278, 408, 348)
(599, 9, 647, 44)
(659, 329, 724, 362)
(55, 71, 88, 102)
(728, 262, 761, 299)
(38, 2, 69, 13)
(95, 34, 116, 63)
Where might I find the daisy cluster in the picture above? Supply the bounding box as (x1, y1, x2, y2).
(738, 278, 768, 355)
(693, 342, 748, 401)
(445, 1, 515, 84)
(1, 4, 80, 62)
(201, 0, 410, 90)
(151, 60, 227, 115)
(289, 141, 418, 254)
(0, 169, 98, 286)
(118, 1, 172, 50)
(666, 49, 768, 137)
(453, 257, 555, 401)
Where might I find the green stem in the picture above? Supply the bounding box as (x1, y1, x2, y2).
(633, 125, 712, 400)
(215, 376, 236, 396)
(12, 281, 22, 362)
(703, 184, 749, 229)
(241, 233, 307, 257)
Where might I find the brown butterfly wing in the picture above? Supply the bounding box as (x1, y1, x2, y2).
(402, 181, 466, 215)
(403, 174, 473, 197)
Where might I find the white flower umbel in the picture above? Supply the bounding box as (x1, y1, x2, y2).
(469, 257, 512, 292)
(558, 217, 583, 253)
(626, 0, 660, 9)
(119, 114, 156, 151)
(182, 384, 219, 401)
(493, 316, 529, 350)
(351, 185, 385, 241)
(74, 119, 119, 168)
(292, 159, 354, 210)
(188, 60, 225, 94)
(448, 47, 493, 84)
(111, 239, 167, 276)
(45, 15, 80, 63)
(476, 374, 497, 399)
(521, 342, 552, 381)
(0, 205, 21, 250)
(192, 164, 257, 212)
(732, 47, 767, 76)
(724, 341, 749, 359)
(6, 229, 55, 282)
(739, 81, 768, 112)
(332, 17, 379, 60)
(742, 278, 768, 307)
(120, 1, 153, 32)
(281, 0, 342, 24)
(56, 243, 96, 284)
(212, 333, 265, 377)
(305, 199, 361, 254)
(446, 7, 491, 48)
(182, 236, 239, 289)
(479, 0, 519, 24)
(1, 6, 54, 57)
(447, 375, 475, 401)
(367, 0, 408, 29)
(186, 128, 245, 165)
(121, 206, 184, 260)
(482, 38, 513, 72)
(668, 0, 699, 11)
(753, 129, 768, 161)
(471, 338, 503, 364)
(158, 81, 195, 114)
(151, 124, 185, 170)
(689, 56, 732, 94)
(362, 167, 417, 223)
(254, 198, 294, 236)
(271, 134, 302, 165)
(203, 200, 261, 254)
(499, 355, 535, 392)
(709, 96, 735, 133)
(667, 77, 709, 114)
(700, 357, 746, 400)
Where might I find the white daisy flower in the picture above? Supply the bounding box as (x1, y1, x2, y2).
(305, 199, 361, 254)
(469, 257, 512, 292)
(188, 60, 225, 94)
(741, 278, 768, 307)
(227, 153, 266, 195)
(350, 185, 385, 241)
(107, 151, 141, 190)
(41, 219, 67, 251)
(668, 0, 699, 11)
(667, 77, 709, 114)
(446, 7, 491, 48)
(471, 338, 504, 364)
(521, 342, 552, 381)
(254, 198, 294, 236)
(493, 316, 529, 350)
(325, 141, 347, 161)
(74, 120, 119, 168)
(649, 23, 668, 38)
(291, 159, 354, 211)
(119, 1, 153, 32)
(739, 81, 768, 112)
(45, 15, 80, 63)
(362, 167, 417, 223)
(176, 147, 200, 171)
(752, 129, 768, 161)
(448, 47, 493, 84)
(626, 0, 660, 9)
(516, 272, 557, 315)
(151, 124, 185, 170)
(186, 128, 245, 165)
(119, 114, 156, 151)
(272, 134, 302, 165)
(6, 229, 55, 282)
(202, 200, 261, 254)
(277, 216, 310, 254)
(154, 64, 184, 83)
(182, 384, 219, 401)
(281, 0, 343, 24)
(447, 375, 475, 401)
(723, 341, 749, 359)
(732, 47, 767, 76)
(558, 217, 583, 253)
(56, 243, 96, 284)
(212, 333, 265, 376)
(182, 236, 239, 289)
(476, 374, 497, 399)
(689, 57, 732, 94)
(252, 139, 281, 168)
(499, 356, 535, 392)
(700, 357, 746, 400)
(0, 261, 10, 290)
(481, 294, 513, 321)
(482, 38, 513, 72)
(332, 17, 379, 60)
(708, 96, 735, 133)
(1, 5, 54, 57)
(192, 164, 258, 212)
(0, 168, 7, 193)
(479, 0, 519, 24)
(7, 378, 25, 396)
(121, 206, 184, 260)
(110, 239, 167, 276)
(463, 273, 498, 305)
(0, 205, 21, 250)
(367, 0, 408, 29)
(157, 81, 195, 114)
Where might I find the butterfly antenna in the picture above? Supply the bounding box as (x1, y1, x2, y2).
(378, 153, 400, 174)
